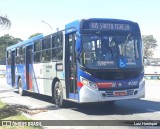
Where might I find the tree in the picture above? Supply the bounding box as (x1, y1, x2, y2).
(0, 15, 11, 29)
(28, 33, 42, 39)
(142, 35, 157, 59)
(0, 34, 22, 59)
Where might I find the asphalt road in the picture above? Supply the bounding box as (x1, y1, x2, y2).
(0, 78, 160, 129)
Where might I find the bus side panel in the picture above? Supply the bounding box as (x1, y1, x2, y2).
(32, 63, 44, 94)
(15, 64, 27, 90)
(30, 62, 66, 97)
(42, 62, 56, 96)
(42, 62, 66, 97)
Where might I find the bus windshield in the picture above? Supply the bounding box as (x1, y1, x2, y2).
(80, 34, 141, 69)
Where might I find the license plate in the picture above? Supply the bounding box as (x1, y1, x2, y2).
(114, 91, 126, 96)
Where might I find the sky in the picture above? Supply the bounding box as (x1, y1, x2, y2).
(0, 0, 160, 56)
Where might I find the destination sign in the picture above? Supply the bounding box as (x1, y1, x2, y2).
(89, 22, 130, 30)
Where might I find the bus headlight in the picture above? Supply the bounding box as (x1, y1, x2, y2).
(80, 76, 98, 89)
(81, 77, 89, 85)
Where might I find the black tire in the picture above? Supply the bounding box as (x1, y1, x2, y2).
(53, 81, 63, 108)
(18, 78, 24, 96)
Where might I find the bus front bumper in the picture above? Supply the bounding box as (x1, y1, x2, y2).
(79, 83, 145, 103)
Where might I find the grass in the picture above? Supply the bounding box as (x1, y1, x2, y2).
(0, 100, 43, 129)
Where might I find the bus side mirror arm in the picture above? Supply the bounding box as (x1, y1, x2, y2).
(76, 32, 80, 38)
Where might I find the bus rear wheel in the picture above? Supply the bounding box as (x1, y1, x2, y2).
(53, 81, 63, 108)
(18, 78, 24, 96)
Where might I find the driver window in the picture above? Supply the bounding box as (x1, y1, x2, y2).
(83, 42, 92, 65)
(83, 40, 97, 65)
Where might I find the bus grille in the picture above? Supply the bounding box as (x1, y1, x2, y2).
(105, 89, 135, 97)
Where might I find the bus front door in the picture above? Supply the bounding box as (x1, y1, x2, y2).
(66, 33, 78, 99)
(11, 51, 15, 87)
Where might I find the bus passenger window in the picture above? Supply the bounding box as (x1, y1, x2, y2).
(52, 32, 63, 61)
(7, 51, 11, 65)
(16, 48, 20, 56)
(22, 46, 26, 54)
(16, 56, 20, 64)
(34, 40, 42, 51)
(42, 36, 51, 50)
(42, 50, 51, 62)
(52, 33, 63, 48)
(7, 58, 11, 65)
(34, 52, 41, 63)
(52, 48, 63, 61)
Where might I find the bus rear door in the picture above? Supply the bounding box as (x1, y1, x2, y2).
(26, 45, 33, 90)
(11, 50, 15, 87)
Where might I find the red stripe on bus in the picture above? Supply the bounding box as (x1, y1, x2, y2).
(29, 74, 32, 90)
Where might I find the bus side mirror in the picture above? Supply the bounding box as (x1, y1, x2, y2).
(76, 32, 80, 38)
(75, 37, 81, 53)
(75, 37, 82, 59)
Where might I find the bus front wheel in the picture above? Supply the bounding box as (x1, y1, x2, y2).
(53, 81, 63, 108)
(18, 78, 24, 96)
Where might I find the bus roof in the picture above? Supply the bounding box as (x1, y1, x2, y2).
(6, 34, 43, 51)
(7, 18, 140, 51)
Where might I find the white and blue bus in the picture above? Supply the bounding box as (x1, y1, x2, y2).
(6, 18, 145, 107)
